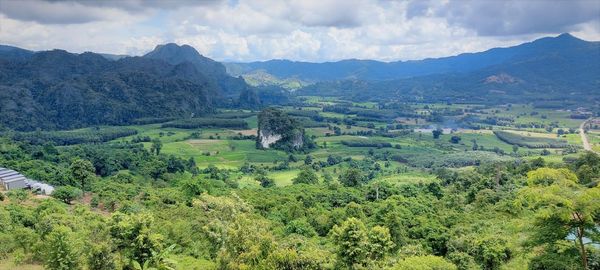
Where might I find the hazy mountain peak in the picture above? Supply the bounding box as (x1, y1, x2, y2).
(144, 43, 206, 64)
(556, 32, 577, 40)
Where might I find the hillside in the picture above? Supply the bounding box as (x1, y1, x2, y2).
(144, 43, 251, 98)
(0, 46, 258, 131)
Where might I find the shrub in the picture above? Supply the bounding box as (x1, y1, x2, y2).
(52, 186, 83, 204)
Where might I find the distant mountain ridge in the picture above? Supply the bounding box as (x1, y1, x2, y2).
(297, 34, 600, 106)
(226, 33, 599, 81)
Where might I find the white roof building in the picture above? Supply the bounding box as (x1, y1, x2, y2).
(0, 167, 27, 190)
(0, 167, 54, 194)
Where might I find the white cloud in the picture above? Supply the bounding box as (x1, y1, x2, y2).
(0, 0, 598, 62)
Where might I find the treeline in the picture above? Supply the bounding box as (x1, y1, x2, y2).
(9, 127, 138, 146)
(493, 131, 570, 148)
(212, 112, 256, 119)
(130, 117, 178, 125)
(162, 118, 249, 129)
(341, 140, 392, 148)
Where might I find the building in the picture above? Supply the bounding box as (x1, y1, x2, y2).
(29, 181, 55, 195)
(0, 167, 28, 190)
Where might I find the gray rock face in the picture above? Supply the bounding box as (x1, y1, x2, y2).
(258, 130, 282, 148)
(258, 129, 303, 149)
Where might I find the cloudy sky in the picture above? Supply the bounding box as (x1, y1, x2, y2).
(0, 0, 599, 62)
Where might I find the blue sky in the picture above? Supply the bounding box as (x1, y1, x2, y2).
(0, 0, 599, 62)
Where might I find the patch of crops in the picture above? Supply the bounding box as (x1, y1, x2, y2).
(493, 131, 570, 148)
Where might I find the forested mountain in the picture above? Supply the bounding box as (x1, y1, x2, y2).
(296, 34, 600, 107)
(0, 45, 257, 131)
(227, 33, 600, 83)
(144, 43, 251, 98)
(0, 45, 33, 61)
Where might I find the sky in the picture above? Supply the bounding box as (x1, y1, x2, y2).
(0, 0, 599, 62)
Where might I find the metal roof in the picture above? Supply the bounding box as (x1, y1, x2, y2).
(0, 171, 19, 177)
(4, 177, 26, 183)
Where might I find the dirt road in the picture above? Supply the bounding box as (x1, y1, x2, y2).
(580, 119, 593, 152)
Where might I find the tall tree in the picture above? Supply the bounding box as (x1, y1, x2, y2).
(518, 167, 600, 269)
(150, 138, 163, 155)
(331, 218, 369, 268)
(292, 167, 319, 185)
(69, 158, 95, 191)
(339, 168, 366, 187)
(44, 226, 80, 270)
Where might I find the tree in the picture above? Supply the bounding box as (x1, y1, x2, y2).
(292, 167, 319, 185)
(44, 226, 80, 270)
(512, 145, 519, 154)
(449, 136, 461, 144)
(304, 155, 313, 165)
(518, 167, 600, 269)
(150, 138, 163, 155)
(52, 186, 83, 204)
(331, 218, 369, 268)
(339, 168, 365, 187)
(186, 157, 199, 175)
(391, 255, 457, 270)
(109, 213, 168, 268)
(472, 236, 512, 269)
(87, 243, 116, 270)
(256, 174, 275, 188)
(69, 158, 95, 191)
(367, 226, 395, 260)
(141, 159, 167, 180)
(432, 128, 443, 139)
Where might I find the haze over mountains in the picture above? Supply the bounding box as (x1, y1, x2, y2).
(227, 33, 599, 81)
(0, 33, 598, 131)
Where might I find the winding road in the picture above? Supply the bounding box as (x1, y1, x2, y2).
(579, 118, 595, 152)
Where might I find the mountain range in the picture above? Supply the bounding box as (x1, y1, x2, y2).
(226, 33, 599, 82)
(294, 34, 599, 106)
(0, 33, 598, 131)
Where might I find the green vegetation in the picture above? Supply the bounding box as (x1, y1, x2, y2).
(0, 100, 597, 270)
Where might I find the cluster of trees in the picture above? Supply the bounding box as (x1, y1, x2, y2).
(162, 118, 249, 129)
